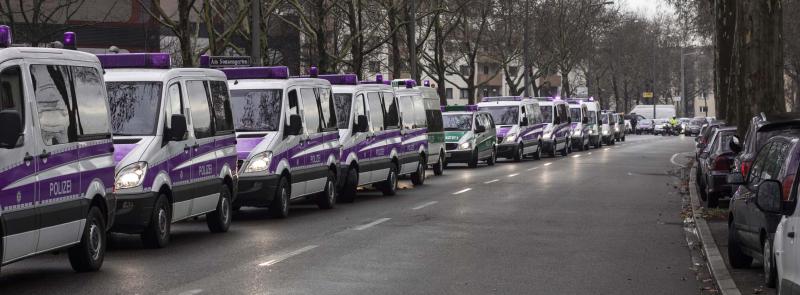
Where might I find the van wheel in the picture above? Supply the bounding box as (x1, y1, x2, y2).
(316, 171, 337, 209)
(728, 221, 753, 268)
(269, 177, 290, 218)
(411, 157, 426, 185)
(513, 144, 523, 162)
(764, 237, 778, 287)
(532, 143, 542, 160)
(433, 154, 444, 176)
(584, 138, 590, 150)
(141, 195, 171, 248)
(468, 149, 479, 168)
(69, 206, 106, 272)
(339, 167, 358, 203)
(379, 163, 399, 196)
(560, 141, 569, 157)
(487, 148, 496, 166)
(207, 183, 232, 233)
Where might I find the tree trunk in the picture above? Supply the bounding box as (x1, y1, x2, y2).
(178, 0, 194, 67)
(388, 2, 402, 78)
(713, 0, 736, 121)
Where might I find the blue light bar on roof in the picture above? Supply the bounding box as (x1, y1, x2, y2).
(319, 74, 358, 85)
(221, 66, 290, 80)
(0, 25, 10, 48)
(63, 32, 76, 50)
(443, 105, 478, 112)
(481, 96, 523, 102)
(96, 53, 171, 69)
(360, 74, 386, 85)
(405, 80, 416, 88)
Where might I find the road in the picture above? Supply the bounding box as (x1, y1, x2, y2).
(0, 135, 699, 294)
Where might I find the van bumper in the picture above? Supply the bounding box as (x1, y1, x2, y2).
(445, 150, 473, 163)
(496, 143, 518, 158)
(111, 191, 159, 234)
(234, 174, 281, 207)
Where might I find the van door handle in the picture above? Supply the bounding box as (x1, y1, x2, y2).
(23, 153, 33, 162)
(39, 151, 50, 159)
(192, 143, 200, 149)
(789, 232, 795, 239)
(183, 145, 191, 152)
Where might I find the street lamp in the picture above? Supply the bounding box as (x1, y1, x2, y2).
(680, 50, 703, 117)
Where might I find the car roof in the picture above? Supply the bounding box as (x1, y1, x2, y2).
(758, 119, 800, 133)
(443, 111, 474, 116)
(105, 68, 227, 82)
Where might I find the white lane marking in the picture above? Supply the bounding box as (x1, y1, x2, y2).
(354, 218, 391, 231)
(544, 162, 553, 166)
(571, 154, 581, 158)
(508, 173, 519, 178)
(453, 188, 472, 195)
(527, 167, 539, 171)
(412, 201, 438, 210)
(178, 290, 204, 295)
(484, 179, 499, 184)
(604, 148, 611, 151)
(670, 152, 691, 168)
(588, 152, 593, 155)
(258, 245, 319, 267)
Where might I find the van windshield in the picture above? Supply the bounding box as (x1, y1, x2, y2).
(443, 114, 473, 131)
(587, 111, 597, 124)
(106, 81, 162, 136)
(540, 106, 553, 123)
(333, 93, 352, 129)
(601, 114, 609, 124)
(479, 106, 518, 125)
(230, 89, 283, 132)
(569, 108, 582, 122)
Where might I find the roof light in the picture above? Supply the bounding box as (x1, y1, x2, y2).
(309, 66, 318, 78)
(405, 80, 416, 89)
(376, 74, 383, 83)
(443, 105, 478, 112)
(0, 25, 11, 48)
(96, 53, 171, 69)
(481, 96, 522, 102)
(63, 32, 76, 50)
(589, 97, 595, 102)
(319, 74, 358, 85)
(220, 66, 290, 80)
(423, 80, 431, 87)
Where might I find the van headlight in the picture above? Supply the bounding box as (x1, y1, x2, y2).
(572, 129, 581, 136)
(603, 129, 609, 135)
(245, 152, 272, 173)
(505, 134, 517, 143)
(115, 162, 147, 190)
(460, 142, 471, 150)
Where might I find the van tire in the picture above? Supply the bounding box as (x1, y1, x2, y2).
(339, 167, 358, 203)
(69, 206, 106, 272)
(533, 143, 542, 160)
(728, 221, 753, 268)
(487, 147, 496, 166)
(433, 154, 444, 176)
(764, 237, 778, 287)
(513, 144, 523, 162)
(207, 183, 232, 233)
(379, 163, 399, 196)
(269, 177, 290, 218)
(316, 171, 337, 209)
(411, 157, 426, 185)
(468, 149, 479, 168)
(560, 141, 569, 157)
(141, 195, 171, 248)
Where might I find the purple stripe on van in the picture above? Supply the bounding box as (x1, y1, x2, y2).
(570, 122, 579, 129)
(114, 143, 138, 163)
(236, 137, 263, 160)
(497, 127, 511, 137)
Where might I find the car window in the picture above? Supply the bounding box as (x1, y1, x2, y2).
(229, 89, 282, 132)
(382, 92, 399, 128)
(209, 81, 234, 133)
(413, 96, 427, 127)
(762, 142, 789, 181)
(426, 108, 443, 132)
(299, 88, 321, 134)
(332, 93, 352, 129)
(474, 114, 484, 129)
(0, 66, 24, 147)
(164, 82, 184, 134)
(318, 87, 336, 130)
(107, 81, 162, 136)
(749, 142, 776, 184)
(186, 80, 213, 139)
(398, 95, 415, 129)
(367, 92, 384, 132)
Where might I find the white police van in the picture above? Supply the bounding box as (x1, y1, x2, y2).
(393, 80, 430, 186)
(567, 99, 591, 151)
(581, 99, 603, 148)
(223, 66, 339, 218)
(537, 97, 572, 157)
(100, 53, 237, 248)
(478, 97, 544, 161)
(326, 74, 403, 201)
(1, 29, 115, 272)
(416, 82, 446, 176)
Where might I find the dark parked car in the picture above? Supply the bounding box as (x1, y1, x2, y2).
(733, 112, 800, 178)
(697, 127, 738, 207)
(727, 131, 800, 287)
(686, 117, 707, 136)
(695, 121, 725, 161)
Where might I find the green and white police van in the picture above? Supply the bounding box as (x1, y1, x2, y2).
(442, 106, 497, 168)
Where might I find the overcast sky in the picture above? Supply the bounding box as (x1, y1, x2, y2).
(621, 0, 675, 18)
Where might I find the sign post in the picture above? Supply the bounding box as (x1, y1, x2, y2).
(200, 56, 251, 68)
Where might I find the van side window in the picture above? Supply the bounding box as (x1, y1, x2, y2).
(367, 92, 384, 132)
(299, 88, 321, 134)
(31, 65, 76, 145)
(474, 114, 485, 129)
(318, 87, 336, 131)
(72, 66, 111, 138)
(165, 82, 184, 131)
(426, 108, 443, 133)
(186, 80, 213, 139)
(209, 81, 234, 133)
(354, 94, 366, 129)
(0, 66, 24, 147)
(398, 96, 415, 129)
(413, 96, 427, 127)
(382, 92, 399, 128)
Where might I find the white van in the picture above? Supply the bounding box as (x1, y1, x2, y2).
(223, 67, 339, 218)
(1, 29, 115, 272)
(478, 97, 544, 161)
(581, 99, 603, 148)
(100, 53, 237, 248)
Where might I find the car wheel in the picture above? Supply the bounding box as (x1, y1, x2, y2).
(411, 157, 426, 185)
(141, 194, 171, 248)
(268, 176, 290, 218)
(433, 154, 444, 176)
(69, 206, 106, 272)
(316, 170, 337, 209)
(487, 147, 496, 166)
(560, 141, 569, 157)
(513, 144, 523, 162)
(584, 137, 590, 150)
(379, 163, 399, 196)
(339, 167, 358, 203)
(728, 220, 754, 268)
(764, 237, 778, 287)
(533, 142, 542, 160)
(468, 149, 479, 168)
(207, 183, 232, 233)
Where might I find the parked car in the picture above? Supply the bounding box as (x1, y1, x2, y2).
(727, 132, 800, 287)
(567, 100, 591, 151)
(442, 106, 497, 168)
(478, 96, 544, 161)
(537, 98, 572, 156)
(102, 53, 237, 247)
(600, 111, 616, 145)
(416, 83, 446, 175)
(695, 121, 725, 160)
(0, 30, 115, 272)
(733, 113, 800, 179)
(583, 100, 603, 148)
(696, 126, 737, 207)
(635, 115, 652, 134)
(686, 117, 707, 136)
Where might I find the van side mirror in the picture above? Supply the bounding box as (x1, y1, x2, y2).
(475, 125, 486, 133)
(285, 114, 303, 137)
(168, 114, 187, 141)
(520, 117, 529, 127)
(0, 110, 22, 148)
(354, 115, 369, 133)
(756, 180, 783, 214)
(727, 172, 745, 185)
(730, 135, 742, 154)
(582, 117, 588, 124)
(554, 117, 561, 125)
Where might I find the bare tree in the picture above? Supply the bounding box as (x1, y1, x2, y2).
(195, 0, 250, 55)
(0, 0, 121, 47)
(137, 0, 197, 66)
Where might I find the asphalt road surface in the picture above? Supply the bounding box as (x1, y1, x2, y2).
(0, 135, 699, 294)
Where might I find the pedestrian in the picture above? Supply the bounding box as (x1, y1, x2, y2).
(630, 113, 638, 134)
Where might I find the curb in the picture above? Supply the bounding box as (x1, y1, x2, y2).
(688, 166, 741, 295)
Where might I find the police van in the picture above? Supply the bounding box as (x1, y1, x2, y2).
(392, 80, 432, 186)
(477, 97, 544, 161)
(537, 97, 572, 157)
(325, 74, 401, 201)
(600, 110, 617, 145)
(223, 66, 339, 218)
(567, 99, 591, 151)
(416, 82, 445, 176)
(100, 53, 237, 248)
(581, 99, 603, 148)
(1, 29, 115, 272)
(442, 106, 497, 168)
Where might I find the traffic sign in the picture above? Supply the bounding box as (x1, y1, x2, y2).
(643, 92, 653, 98)
(201, 56, 251, 68)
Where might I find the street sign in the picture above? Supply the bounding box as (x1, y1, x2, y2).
(673, 96, 682, 102)
(201, 56, 251, 68)
(643, 92, 653, 98)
